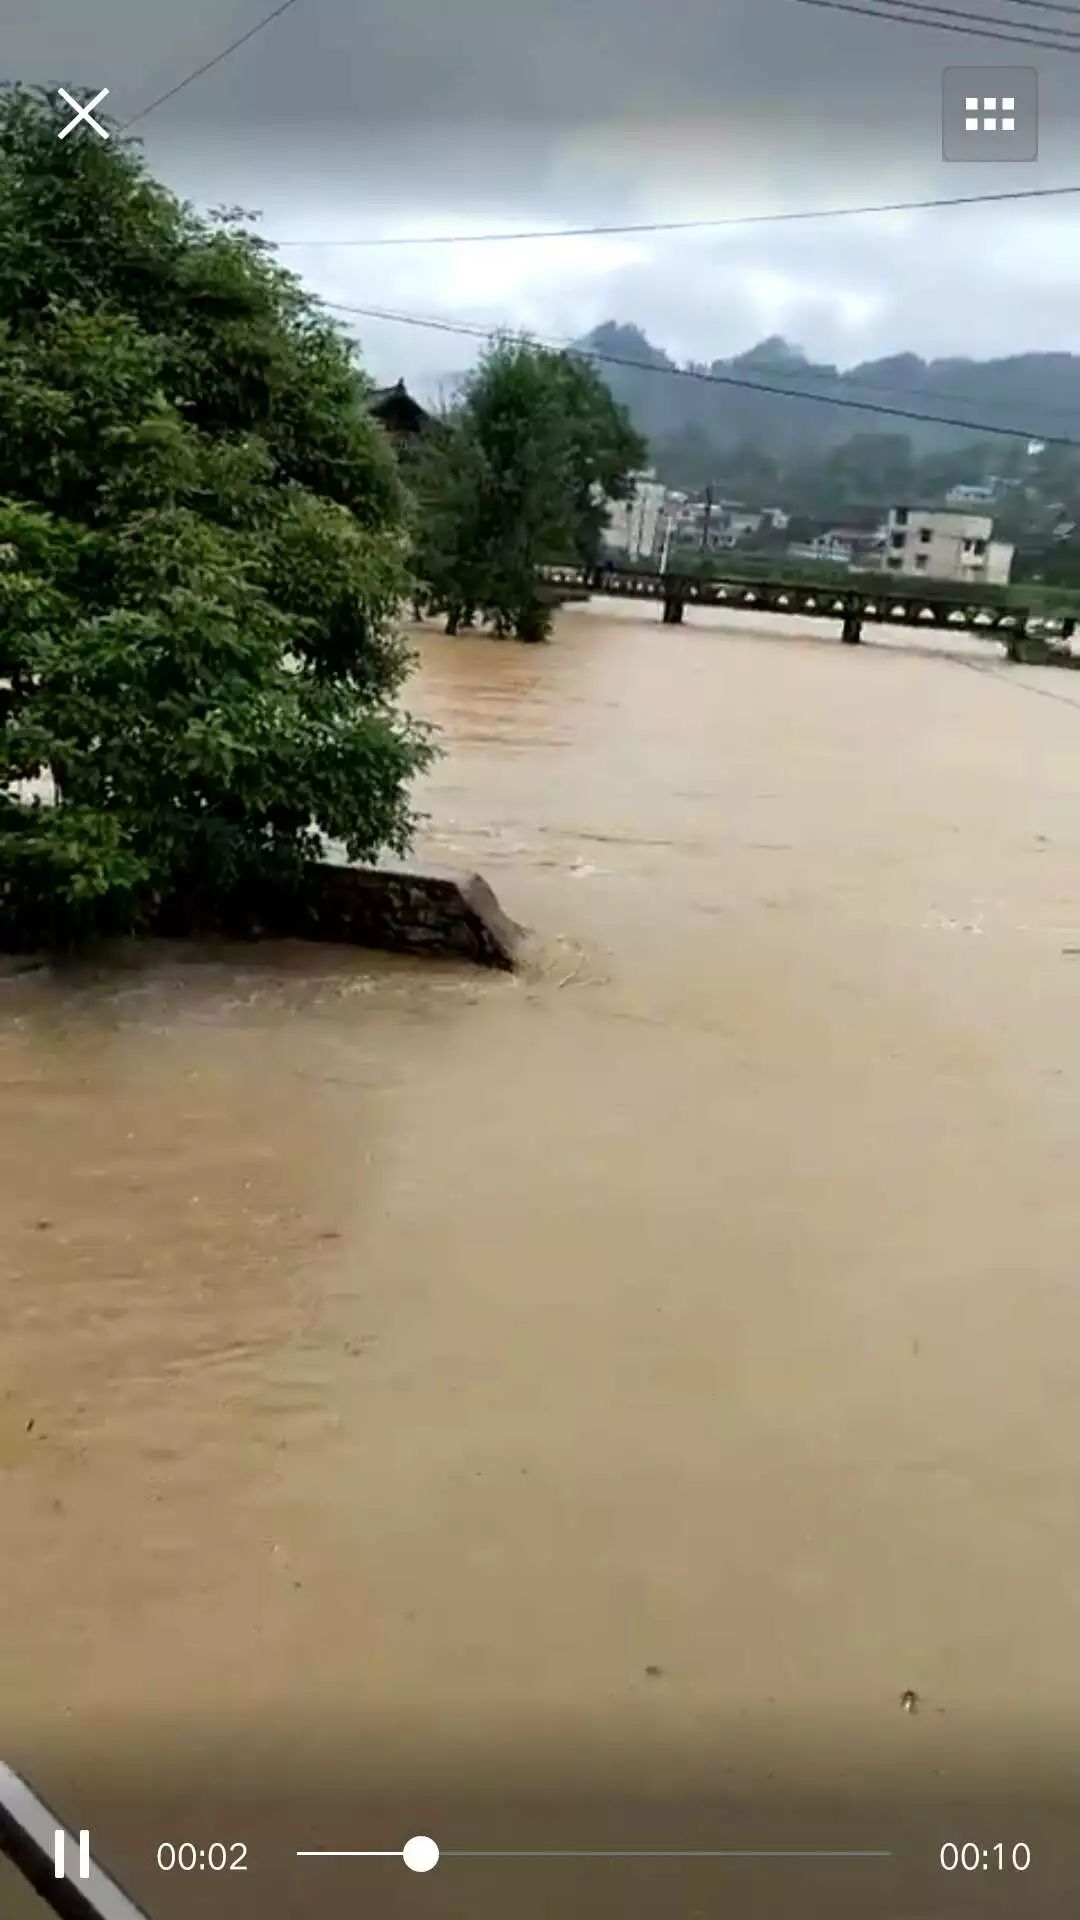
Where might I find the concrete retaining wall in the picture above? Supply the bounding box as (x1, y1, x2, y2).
(289, 863, 523, 969)
(3, 865, 524, 972)
(1006, 634, 1080, 669)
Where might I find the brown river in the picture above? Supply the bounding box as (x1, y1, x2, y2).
(4, 601, 1080, 1917)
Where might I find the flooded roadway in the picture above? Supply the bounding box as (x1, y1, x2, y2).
(4, 600, 1080, 1916)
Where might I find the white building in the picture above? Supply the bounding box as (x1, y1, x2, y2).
(876, 507, 1014, 586)
(786, 520, 885, 569)
(786, 531, 857, 566)
(718, 507, 763, 540)
(945, 483, 997, 508)
(604, 472, 669, 561)
(671, 497, 767, 552)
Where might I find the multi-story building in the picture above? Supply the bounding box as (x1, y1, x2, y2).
(875, 506, 1014, 585)
(604, 472, 670, 561)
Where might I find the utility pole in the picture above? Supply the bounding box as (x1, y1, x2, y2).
(701, 482, 713, 555)
(632, 485, 646, 562)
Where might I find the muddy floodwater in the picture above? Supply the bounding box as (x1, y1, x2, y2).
(4, 601, 1080, 1917)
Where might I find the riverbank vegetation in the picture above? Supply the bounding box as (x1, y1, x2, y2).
(0, 86, 433, 951)
(416, 339, 644, 641)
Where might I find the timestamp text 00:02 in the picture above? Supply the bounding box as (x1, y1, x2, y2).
(157, 1844, 248, 1871)
(940, 1843, 1030, 1871)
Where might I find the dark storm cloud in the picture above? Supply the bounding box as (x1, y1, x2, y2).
(11, 0, 933, 132)
(10, 0, 1080, 382)
(24, 0, 1074, 166)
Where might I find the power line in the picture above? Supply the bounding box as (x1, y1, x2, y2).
(49, 177, 1080, 255)
(354, 295, 1080, 425)
(192, 173, 1080, 429)
(56, 0, 1078, 437)
(657, 354, 1080, 423)
(44, 58, 1080, 429)
(976, 0, 1080, 13)
(873, 0, 1080, 35)
(792, 0, 1080, 51)
(322, 297, 1080, 447)
(254, 180, 1080, 248)
(34, 194, 1080, 424)
(46, 178, 1080, 248)
(323, 293, 1080, 433)
(120, 0, 305, 130)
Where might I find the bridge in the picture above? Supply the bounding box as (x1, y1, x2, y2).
(541, 562, 1077, 657)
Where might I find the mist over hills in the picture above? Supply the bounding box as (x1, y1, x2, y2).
(575, 321, 1080, 467)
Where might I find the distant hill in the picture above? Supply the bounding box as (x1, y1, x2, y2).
(575, 321, 1080, 461)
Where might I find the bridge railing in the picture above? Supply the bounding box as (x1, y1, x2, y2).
(536, 562, 1058, 638)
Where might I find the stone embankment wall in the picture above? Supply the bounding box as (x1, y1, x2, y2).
(290, 864, 522, 969)
(4, 866, 523, 971)
(1006, 634, 1080, 669)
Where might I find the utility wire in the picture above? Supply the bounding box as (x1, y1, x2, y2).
(340, 294, 1080, 425)
(320, 298, 1080, 448)
(41, 192, 1078, 422)
(638, 354, 1080, 423)
(974, 0, 1080, 13)
(77, 0, 1080, 434)
(53, 13, 1075, 429)
(881, 0, 1080, 14)
(319, 292, 1080, 429)
(872, 0, 1080, 35)
(255, 181, 1080, 248)
(220, 174, 1080, 428)
(186, 175, 1080, 419)
(792, 0, 1080, 51)
(120, 0, 304, 130)
(54, 179, 1080, 248)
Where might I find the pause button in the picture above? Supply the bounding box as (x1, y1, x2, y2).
(55, 1828, 91, 1879)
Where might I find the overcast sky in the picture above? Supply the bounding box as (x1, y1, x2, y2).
(13, 0, 1080, 395)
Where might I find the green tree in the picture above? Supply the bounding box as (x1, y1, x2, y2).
(0, 86, 432, 950)
(418, 338, 643, 641)
(413, 407, 496, 633)
(714, 440, 782, 505)
(652, 421, 721, 493)
(909, 439, 1000, 500)
(551, 352, 646, 565)
(820, 432, 914, 508)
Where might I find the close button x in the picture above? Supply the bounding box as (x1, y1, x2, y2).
(57, 87, 110, 141)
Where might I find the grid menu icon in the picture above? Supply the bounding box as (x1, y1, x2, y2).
(965, 94, 1014, 134)
(942, 66, 1037, 160)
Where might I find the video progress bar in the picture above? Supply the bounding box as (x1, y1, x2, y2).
(297, 1842, 893, 1873)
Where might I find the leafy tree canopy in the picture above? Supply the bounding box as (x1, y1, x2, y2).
(417, 337, 645, 641)
(0, 85, 432, 949)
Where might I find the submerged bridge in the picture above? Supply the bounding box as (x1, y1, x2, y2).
(542, 562, 1077, 656)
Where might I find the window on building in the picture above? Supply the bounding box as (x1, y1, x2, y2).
(894, 508, 909, 526)
(914, 553, 929, 570)
(974, 538, 988, 556)
(886, 556, 903, 570)
(919, 527, 931, 543)
(891, 533, 904, 549)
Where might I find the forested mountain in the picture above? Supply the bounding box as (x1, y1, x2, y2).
(576, 321, 1080, 477)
